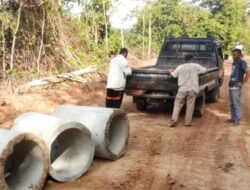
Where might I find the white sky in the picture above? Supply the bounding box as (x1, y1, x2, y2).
(68, 0, 197, 29)
(68, 0, 145, 29)
(67, 2, 83, 16)
(109, 0, 145, 29)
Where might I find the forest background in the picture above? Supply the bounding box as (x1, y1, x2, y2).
(0, 0, 249, 79)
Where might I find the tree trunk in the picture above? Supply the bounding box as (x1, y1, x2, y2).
(37, 8, 46, 74)
(142, 12, 145, 60)
(1, 24, 6, 78)
(102, 0, 109, 57)
(10, 3, 22, 70)
(120, 28, 124, 48)
(94, 26, 98, 46)
(147, 12, 152, 60)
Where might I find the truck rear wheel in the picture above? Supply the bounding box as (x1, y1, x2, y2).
(194, 92, 206, 117)
(135, 99, 147, 111)
(207, 88, 220, 103)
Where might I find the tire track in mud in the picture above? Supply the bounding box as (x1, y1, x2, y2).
(146, 125, 187, 190)
(160, 116, 231, 189)
(140, 60, 250, 190)
(126, 109, 230, 190)
(127, 116, 165, 190)
(124, 77, 236, 189)
(119, 112, 186, 190)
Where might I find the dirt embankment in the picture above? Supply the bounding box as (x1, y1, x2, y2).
(0, 57, 250, 190)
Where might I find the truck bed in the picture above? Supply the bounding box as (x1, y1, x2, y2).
(126, 66, 219, 99)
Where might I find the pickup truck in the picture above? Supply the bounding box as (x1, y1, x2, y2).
(125, 37, 224, 116)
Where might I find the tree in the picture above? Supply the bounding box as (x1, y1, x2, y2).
(128, 0, 250, 56)
(102, 0, 109, 57)
(10, 2, 22, 70)
(195, 0, 249, 52)
(147, 12, 151, 59)
(129, 0, 224, 57)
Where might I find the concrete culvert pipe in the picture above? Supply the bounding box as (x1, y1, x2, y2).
(0, 129, 49, 190)
(12, 113, 95, 182)
(53, 105, 130, 160)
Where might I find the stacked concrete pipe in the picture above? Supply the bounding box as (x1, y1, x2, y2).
(0, 129, 49, 190)
(12, 113, 95, 182)
(53, 105, 130, 160)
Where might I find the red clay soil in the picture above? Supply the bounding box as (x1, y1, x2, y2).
(1, 57, 250, 190)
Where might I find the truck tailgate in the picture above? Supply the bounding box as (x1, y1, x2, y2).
(126, 66, 178, 96)
(126, 72, 177, 91)
(125, 66, 219, 97)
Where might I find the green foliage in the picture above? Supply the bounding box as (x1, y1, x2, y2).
(0, 11, 16, 37)
(190, 0, 249, 53)
(108, 29, 123, 54)
(5, 69, 21, 76)
(0, 0, 113, 76)
(1, 0, 250, 78)
(127, 0, 250, 56)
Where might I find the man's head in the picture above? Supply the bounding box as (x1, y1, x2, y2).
(232, 49, 243, 62)
(185, 55, 194, 63)
(119, 48, 128, 58)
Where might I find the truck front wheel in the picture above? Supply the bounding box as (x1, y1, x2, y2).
(194, 92, 206, 117)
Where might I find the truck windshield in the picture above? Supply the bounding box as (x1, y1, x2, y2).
(157, 41, 217, 68)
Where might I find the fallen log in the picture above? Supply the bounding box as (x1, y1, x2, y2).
(25, 66, 96, 88)
(57, 74, 87, 83)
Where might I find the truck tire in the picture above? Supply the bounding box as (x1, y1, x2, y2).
(194, 92, 206, 117)
(207, 87, 220, 103)
(135, 100, 147, 111)
(219, 78, 224, 87)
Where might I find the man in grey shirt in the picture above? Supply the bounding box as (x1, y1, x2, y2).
(168, 55, 207, 127)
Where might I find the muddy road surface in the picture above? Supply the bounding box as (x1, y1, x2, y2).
(1, 57, 250, 190)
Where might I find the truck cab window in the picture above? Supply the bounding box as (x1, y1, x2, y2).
(217, 48, 223, 59)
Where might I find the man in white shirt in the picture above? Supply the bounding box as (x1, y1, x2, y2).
(168, 55, 207, 127)
(106, 48, 132, 108)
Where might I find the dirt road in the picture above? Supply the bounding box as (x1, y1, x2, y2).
(1, 58, 250, 190)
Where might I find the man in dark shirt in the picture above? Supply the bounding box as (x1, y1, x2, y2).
(228, 49, 250, 126)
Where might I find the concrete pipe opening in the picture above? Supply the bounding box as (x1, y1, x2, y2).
(50, 126, 94, 182)
(53, 105, 130, 160)
(107, 113, 129, 157)
(12, 113, 95, 182)
(0, 131, 49, 190)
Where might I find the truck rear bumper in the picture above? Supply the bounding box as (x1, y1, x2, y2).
(125, 90, 176, 100)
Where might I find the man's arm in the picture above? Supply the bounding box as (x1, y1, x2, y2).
(122, 61, 132, 76)
(236, 61, 249, 87)
(169, 67, 179, 78)
(197, 65, 207, 74)
(243, 68, 250, 84)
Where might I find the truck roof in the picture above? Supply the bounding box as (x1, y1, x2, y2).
(165, 37, 220, 45)
(157, 37, 222, 68)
